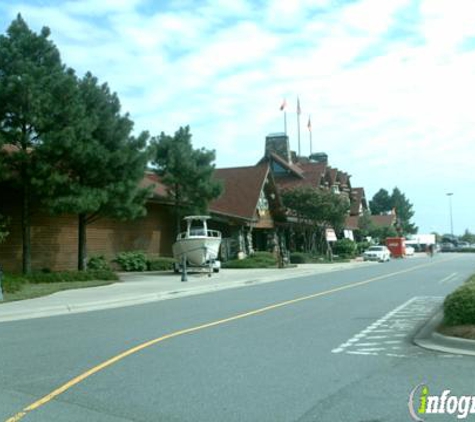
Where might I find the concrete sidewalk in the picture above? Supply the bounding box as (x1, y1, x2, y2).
(0, 261, 373, 322)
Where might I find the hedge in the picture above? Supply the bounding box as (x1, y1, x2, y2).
(222, 252, 277, 269)
(443, 276, 475, 326)
(147, 257, 176, 271)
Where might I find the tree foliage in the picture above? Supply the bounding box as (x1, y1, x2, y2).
(369, 189, 392, 214)
(151, 126, 222, 233)
(0, 15, 78, 273)
(36, 72, 152, 270)
(461, 229, 475, 244)
(282, 186, 350, 252)
(369, 187, 417, 235)
(0, 16, 152, 271)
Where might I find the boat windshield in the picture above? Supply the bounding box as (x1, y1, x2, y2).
(190, 227, 206, 236)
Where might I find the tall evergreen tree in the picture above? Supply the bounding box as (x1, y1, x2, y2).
(0, 15, 79, 273)
(391, 187, 417, 234)
(151, 126, 222, 234)
(36, 72, 152, 270)
(369, 188, 392, 214)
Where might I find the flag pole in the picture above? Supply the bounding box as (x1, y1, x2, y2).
(308, 115, 312, 155)
(297, 97, 301, 157)
(280, 99, 287, 135)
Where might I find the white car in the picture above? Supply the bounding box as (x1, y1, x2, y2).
(363, 246, 391, 262)
(405, 245, 415, 256)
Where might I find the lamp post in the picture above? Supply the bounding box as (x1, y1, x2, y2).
(446, 193, 454, 237)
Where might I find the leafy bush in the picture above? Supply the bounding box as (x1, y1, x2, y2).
(2, 274, 26, 294)
(26, 270, 118, 284)
(356, 241, 371, 254)
(114, 251, 148, 272)
(443, 278, 475, 326)
(290, 252, 309, 263)
(222, 251, 277, 269)
(332, 239, 357, 258)
(147, 257, 176, 271)
(87, 255, 111, 271)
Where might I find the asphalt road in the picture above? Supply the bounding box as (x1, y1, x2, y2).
(1, 253, 475, 422)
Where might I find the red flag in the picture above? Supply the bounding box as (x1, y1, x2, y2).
(307, 116, 311, 131)
(297, 97, 301, 115)
(280, 99, 286, 111)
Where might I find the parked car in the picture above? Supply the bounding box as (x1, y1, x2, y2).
(404, 245, 415, 256)
(440, 242, 455, 252)
(363, 246, 391, 262)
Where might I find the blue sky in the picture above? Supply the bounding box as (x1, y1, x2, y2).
(1, 0, 475, 236)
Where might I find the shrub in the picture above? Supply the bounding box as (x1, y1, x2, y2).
(87, 255, 111, 271)
(147, 257, 176, 271)
(222, 252, 277, 269)
(356, 241, 371, 254)
(443, 281, 475, 326)
(2, 274, 26, 294)
(114, 251, 148, 272)
(332, 239, 357, 258)
(290, 252, 308, 264)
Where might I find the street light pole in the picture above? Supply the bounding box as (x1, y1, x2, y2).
(446, 193, 454, 237)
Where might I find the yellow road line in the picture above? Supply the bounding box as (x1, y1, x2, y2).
(5, 257, 457, 422)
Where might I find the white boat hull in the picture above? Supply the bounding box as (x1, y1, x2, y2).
(173, 237, 221, 266)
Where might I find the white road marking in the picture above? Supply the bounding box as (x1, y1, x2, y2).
(331, 296, 456, 358)
(439, 273, 458, 284)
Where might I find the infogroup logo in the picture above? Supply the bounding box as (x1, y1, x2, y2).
(408, 383, 475, 421)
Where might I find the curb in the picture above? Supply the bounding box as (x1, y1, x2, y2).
(0, 261, 374, 323)
(413, 308, 475, 357)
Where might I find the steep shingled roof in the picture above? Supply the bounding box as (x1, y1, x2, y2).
(209, 162, 269, 221)
(273, 161, 327, 191)
(350, 187, 366, 216)
(139, 172, 169, 199)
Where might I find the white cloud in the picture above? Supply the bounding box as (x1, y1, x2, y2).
(2, 0, 475, 233)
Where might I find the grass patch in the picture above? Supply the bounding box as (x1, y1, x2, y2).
(1, 270, 119, 302)
(2, 279, 116, 302)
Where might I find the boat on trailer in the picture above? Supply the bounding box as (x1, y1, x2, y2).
(172, 216, 222, 272)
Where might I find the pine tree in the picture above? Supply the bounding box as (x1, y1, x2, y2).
(0, 15, 79, 273)
(369, 189, 392, 214)
(36, 72, 152, 270)
(151, 126, 222, 234)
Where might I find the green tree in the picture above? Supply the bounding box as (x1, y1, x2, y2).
(391, 187, 417, 235)
(282, 187, 350, 253)
(461, 229, 475, 244)
(369, 189, 392, 214)
(36, 72, 152, 270)
(0, 15, 79, 273)
(151, 126, 222, 234)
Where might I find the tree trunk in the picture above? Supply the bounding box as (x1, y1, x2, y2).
(174, 185, 182, 236)
(21, 182, 31, 275)
(78, 213, 87, 271)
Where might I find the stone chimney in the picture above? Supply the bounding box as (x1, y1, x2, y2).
(265, 133, 291, 163)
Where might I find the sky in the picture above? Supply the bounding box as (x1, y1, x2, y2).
(1, 0, 474, 236)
